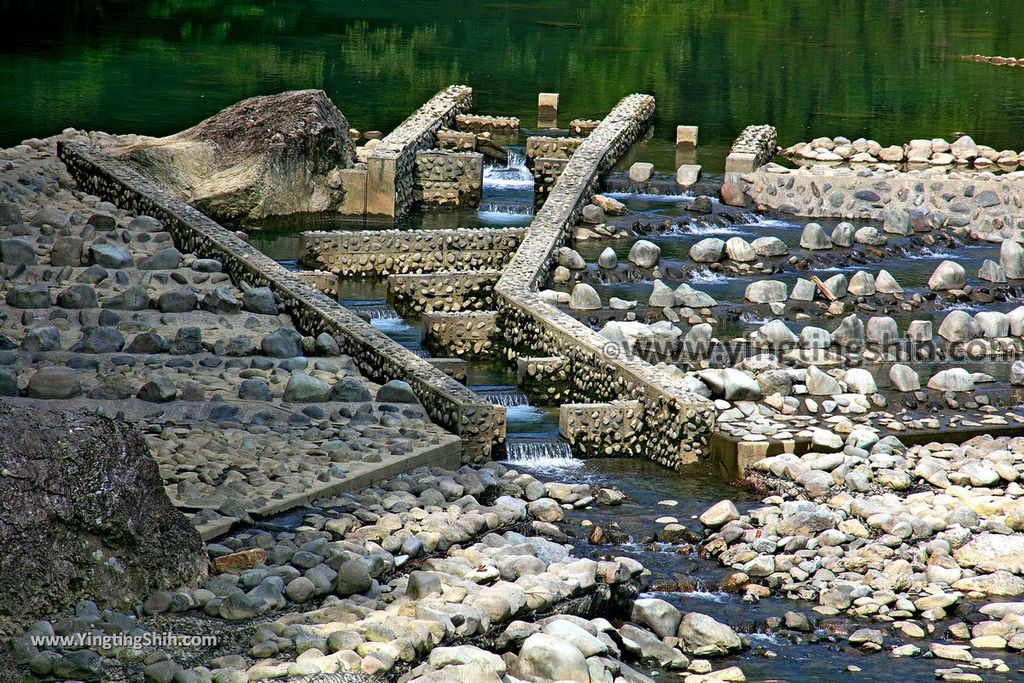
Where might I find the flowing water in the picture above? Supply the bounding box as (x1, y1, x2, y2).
(22, 3, 1024, 678)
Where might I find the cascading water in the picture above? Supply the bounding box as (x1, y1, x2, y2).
(483, 149, 532, 190)
(504, 437, 578, 466)
(476, 388, 529, 407)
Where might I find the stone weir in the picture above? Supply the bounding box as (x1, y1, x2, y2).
(299, 227, 524, 278)
(365, 85, 474, 218)
(731, 163, 1024, 242)
(56, 142, 505, 462)
(494, 94, 716, 470)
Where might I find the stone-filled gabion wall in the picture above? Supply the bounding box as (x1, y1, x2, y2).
(559, 401, 642, 459)
(526, 137, 586, 164)
(57, 142, 505, 463)
(298, 228, 524, 277)
(739, 165, 1024, 241)
(422, 311, 500, 359)
(726, 124, 779, 173)
(386, 270, 501, 315)
(454, 114, 520, 136)
(493, 94, 716, 470)
(413, 150, 484, 209)
(367, 85, 474, 218)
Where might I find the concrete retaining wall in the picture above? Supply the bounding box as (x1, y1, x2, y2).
(299, 228, 524, 277)
(494, 94, 716, 470)
(57, 141, 504, 463)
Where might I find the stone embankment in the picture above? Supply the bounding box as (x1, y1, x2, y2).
(782, 134, 1023, 170)
(299, 227, 524, 277)
(0, 134, 475, 540)
(698, 432, 1024, 677)
(7, 459, 745, 683)
(56, 140, 505, 463)
(495, 93, 716, 470)
(731, 163, 1024, 242)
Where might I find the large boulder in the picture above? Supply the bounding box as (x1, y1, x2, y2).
(0, 404, 206, 636)
(110, 90, 356, 220)
(677, 612, 743, 656)
(515, 633, 590, 682)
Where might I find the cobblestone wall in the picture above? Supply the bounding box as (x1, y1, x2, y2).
(494, 94, 716, 469)
(366, 85, 474, 218)
(413, 150, 484, 209)
(299, 228, 524, 277)
(57, 142, 505, 462)
(739, 165, 1024, 241)
(387, 270, 501, 314)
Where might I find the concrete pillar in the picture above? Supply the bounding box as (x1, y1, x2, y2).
(676, 125, 698, 147)
(538, 92, 559, 119)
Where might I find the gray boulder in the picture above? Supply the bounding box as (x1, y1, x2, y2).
(569, 283, 601, 311)
(677, 612, 743, 657)
(1001, 239, 1024, 279)
(0, 403, 205, 637)
(799, 223, 832, 250)
(928, 260, 966, 291)
(689, 238, 725, 263)
(628, 240, 661, 268)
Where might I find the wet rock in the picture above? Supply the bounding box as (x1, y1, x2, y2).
(628, 240, 661, 268)
(744, 280, 787, 304)
(1001, 239, 1024, 279)
(90, 243, 134, 269)
(27, 367, 81, 399)
(799, 223, 832, 250)
(676, 613, 742, 657)
(377, 379, 418, 403)
(598, 247, 617, 269)
(676, 164, 702, 187)
(979, 259, 1007, 283)
(874, 269, 904, 294)
(724, 237, 756, 262)
(753, 235, 790, 255)
(928, 260, 966, 291)
(690, 238, 725, 263)
(629, 162, 654, 184)
(569, 283, 601, 310)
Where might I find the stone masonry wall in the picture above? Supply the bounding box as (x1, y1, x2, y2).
(366, 85, 474, 218)
(494, 94, 717, 470)
(725, 125, 779, 174)
(299, 228, 524, 277)
(526, 136, 586, 164)
(413, 150, 484, 209)
(387, 270, 501, 315)
(454, 114, 520, 136)
(739, 165, 1024, 241)
(57, 142, 505, 462)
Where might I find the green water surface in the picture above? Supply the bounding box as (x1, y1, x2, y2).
(2, 0, 1024, 165)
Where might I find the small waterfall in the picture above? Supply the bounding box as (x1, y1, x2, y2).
(478, 389, 529, 407)
(483, 149, 533, 192)
(365, 307, 400, 321)
(477, 199, 534, 222)
(505, 437, 579, 467)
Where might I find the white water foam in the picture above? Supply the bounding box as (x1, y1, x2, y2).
(505, 439, 582, 468)
(905, 247, 954, 260)
(688, 266, 729, 284)
(483, 150, 533, 191)
(605, 191, 694, 203)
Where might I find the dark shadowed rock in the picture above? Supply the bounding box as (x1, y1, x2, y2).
(111, 90, 357, 220)
(0, 403, 205, 636)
